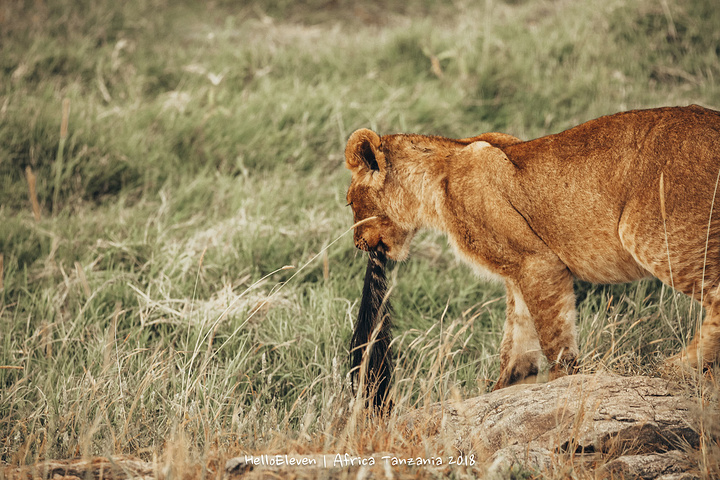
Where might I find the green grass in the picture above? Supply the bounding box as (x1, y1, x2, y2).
(1, 0, 720, 477)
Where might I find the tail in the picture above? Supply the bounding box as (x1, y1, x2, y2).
(350, 246, 394, 411)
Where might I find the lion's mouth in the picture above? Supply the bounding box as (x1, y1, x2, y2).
(354, 224, 413, 261)
(355, 237, 385, 253)
(354, 237, 370, 251)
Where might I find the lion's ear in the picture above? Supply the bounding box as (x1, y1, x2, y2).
(345, 128, 386, 176)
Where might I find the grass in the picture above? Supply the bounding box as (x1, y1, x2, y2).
(1, 0, 720, 477)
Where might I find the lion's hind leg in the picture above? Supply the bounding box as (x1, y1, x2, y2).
(650, 257, 720, 373)
(631, 234, 720, 371)
(678, 294, 720, 370)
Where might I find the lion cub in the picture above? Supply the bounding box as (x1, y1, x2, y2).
(346, 105, 720, 391)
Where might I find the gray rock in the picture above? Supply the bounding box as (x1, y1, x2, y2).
(400, 374, 705, 476)
(601, 450, 698, 479)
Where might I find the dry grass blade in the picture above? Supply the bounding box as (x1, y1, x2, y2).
(52, 98, 71, 215)
(659, 171, 666, 222)
(25, 166, 41, 221)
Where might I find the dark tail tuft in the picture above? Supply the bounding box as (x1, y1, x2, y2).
(350, 245, 394, 411)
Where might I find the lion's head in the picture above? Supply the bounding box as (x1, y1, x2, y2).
(344, 128, 418, 261)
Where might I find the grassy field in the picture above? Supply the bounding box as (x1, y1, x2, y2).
(1, 0, 720, 477)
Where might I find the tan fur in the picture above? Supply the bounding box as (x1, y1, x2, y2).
(345, 105, 720, 389)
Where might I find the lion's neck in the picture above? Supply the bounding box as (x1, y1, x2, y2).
(393, 144, 462, 233)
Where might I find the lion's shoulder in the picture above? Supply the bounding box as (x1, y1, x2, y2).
(458, 132, 522, 149)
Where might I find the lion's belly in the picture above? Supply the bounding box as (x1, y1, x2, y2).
(557, 243, 651, 284)
(520, 193, 651, 284)
(536, 218, 651, 284)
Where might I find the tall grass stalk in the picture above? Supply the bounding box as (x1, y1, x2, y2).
(52, 99, 70, 216)
(25, 166, 41, 221)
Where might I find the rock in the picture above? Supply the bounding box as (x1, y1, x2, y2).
(601, 451, 698, 479)
(656, 474, 702, 480)
(1, 457, 155, 480)
(400, 374, 706, 477)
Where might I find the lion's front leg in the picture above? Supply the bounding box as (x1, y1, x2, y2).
(494, 255, 579, 389)
(493, 280, 543, 390)
(523, 257, 579, 380)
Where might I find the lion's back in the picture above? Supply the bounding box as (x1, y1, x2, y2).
(502, 105, 720, 284)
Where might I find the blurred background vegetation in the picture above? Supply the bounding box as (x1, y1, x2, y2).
(1, 0, 719, 474)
